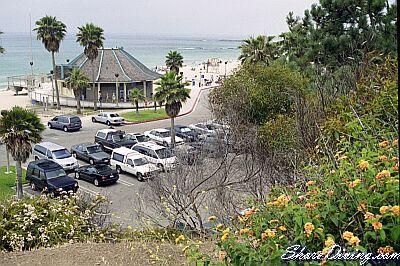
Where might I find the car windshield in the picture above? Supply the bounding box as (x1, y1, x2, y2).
(136, 135, 150, 142)
(87, 145, 102, 154)
(46, 169, 67, 179)
(110, 113, 119, 118)
(53, 149, 71, 159)
(159, 131, 170, 138)
(70, 117, 80, 123)
(181, 127, 192, 133)
(156, 148, 173, 159)
(112, 134, 125, 142)
(95, 165, 110, 172)
(133, 157, 148, 166)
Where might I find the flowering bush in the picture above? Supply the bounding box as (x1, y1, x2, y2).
(0, 192, 110, 251)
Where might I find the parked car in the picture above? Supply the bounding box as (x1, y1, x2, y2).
(33, 142, 79, 171)
(173, 144, 198, 165)
(125, 132, 153, 143)
(110, 147, 160, 181)
(188, 122, 216, 135)
(94, 129, 137, 152)
(70, 143, 110, 165)
(189, 136, 225, 158)
(166, 125, 200, 142)
(26, 159, 78, 195)
(132, 142, 177, 172)
(144, 128, 184, 147)
(75, 164, 119, 186)
(48, 115, 82, 132)
(91, 112, 124, 126)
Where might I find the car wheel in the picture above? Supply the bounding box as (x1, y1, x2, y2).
(89, 159, 94, 165)
(34, 156, 39, 161)
(106, 120, 111, 126)
(92, 117, 96, 123)
(30, 182, 37, 191)
(116, 165, 122, 174)
(49, 191, 55, 198)
(137, 173, 144, 182)
(94, 179, 100, 187)
(63, 126, 68, 132)
(157, 163, 165, 172)
(162, 141, 168, 147)
(75, 172, 80, 179)
(48, 123, 52, 129)
(72, 152, 77, 158)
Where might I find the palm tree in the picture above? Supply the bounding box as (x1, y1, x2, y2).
(0, 31, 4, 54)
(76, 23, 105, 111)
(0, 107, 45, 199)
(165, 50, 183, 74)
(65, 68, 89, 115)
(154, 72, 190, 147)
(34, 16, 67, 110)
(129, 88, 146, 115)
(238, 35, 276, 65)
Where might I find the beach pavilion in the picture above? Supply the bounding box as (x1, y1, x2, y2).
(57, 47, 162, 103)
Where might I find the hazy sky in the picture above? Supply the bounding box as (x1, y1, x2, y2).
(1, 0, 317, 37)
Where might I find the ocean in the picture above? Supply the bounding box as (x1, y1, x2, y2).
(0, 33, 241, 90)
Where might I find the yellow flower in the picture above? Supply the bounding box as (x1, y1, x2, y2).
(378, 155, 388, 161)
(348, 236, 360, 246)
(372, 221, 383, 231)
(376, 170, 390, 180)
(393, 139, 398, 146)
(221, 233, 229, 241)
(275, 194, 291, 206)
(380, 206, 390, 215)
(278, 225, 286, 231)
(364, 212, 375, 221)
(304, 222, 315, 235)
(216, 224, 224, 231)
(358, 160, 369, 170)
(218, 251, 226, 260)
(175, 235, 185, 244)
(306, 181, 315, 186)
(391, 206, 399, 216)
(327, 190, 334, 197)
(391, 156, 398, 162)
(342, 231, 354, 241)
(379, 140, 390, 148)
(377, 246, 394, 254)
(269, 219, 279, 224)
(325, 237, 335, 247)
(264, 229, 276, 238)
(207, 216, 217, 222)
(357, 202, 366, 212)
(239, 228, 250, 235)
(349, 179, 361, 188)
(305, 202, 316, 210)
(222, 228, 230, 235)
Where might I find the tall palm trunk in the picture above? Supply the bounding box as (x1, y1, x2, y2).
(15, 161, 23, 199)
(170, 117, 176, 148)
(92, 60, 97, 111)
(135, 101, 139, 115)
(75, 90, 82, 114)
(51, 52, 61, 110)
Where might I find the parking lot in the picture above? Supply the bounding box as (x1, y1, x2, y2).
(0, 90, 213, 226)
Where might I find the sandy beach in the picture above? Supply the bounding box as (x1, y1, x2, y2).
(0, 89, 31, 110)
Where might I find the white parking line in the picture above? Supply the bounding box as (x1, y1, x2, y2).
(117, 179, 135, 187)
(79, 186, 98, 196)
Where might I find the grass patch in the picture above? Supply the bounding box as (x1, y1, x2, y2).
(121, 109, 168, 123)
(0, 166, 27, 201)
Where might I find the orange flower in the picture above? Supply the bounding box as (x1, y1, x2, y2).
(391, 156, 398, 162)
(379, 140, 390, 148)
(364, 212, 375, 221)
(391, 206, 399, 216)
(218, 251, 226, 260)
(304, 222, 315, 236)
(239, 228, 250, 235)
(244, 208, 255, 217)
(358, 160, 369, 170)
(376, 170, 391, 180)
(327, 190, 334, 197)
(372, 221, 383, 230)
(357, 202, 367, 212)
(377, 246, 394, 254)
(349, 179, 361, 188)
(349, 236, 360, 246)
(393, 164, 399, 172)
(207, 216, 217, 221)
(305, 202, 317, 210)
(380, 206, 390, 215)
(278, 225, 286, 231)
(393, 139, 398, 146)
(306, 181, 315, 186)
(378, 155, 388, 161)
(342, 231, 354, 241)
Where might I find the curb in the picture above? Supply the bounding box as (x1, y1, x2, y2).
(122, 86, 217, 126)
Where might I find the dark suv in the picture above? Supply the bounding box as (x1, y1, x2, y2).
(94, 129, 136, 152)
(26, 159, 79, 195)
(48, 115, 82, 132)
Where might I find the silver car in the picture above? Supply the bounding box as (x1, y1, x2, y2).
(91, 112, 124, 126)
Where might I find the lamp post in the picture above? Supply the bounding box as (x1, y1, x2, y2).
(224, 61, 228, 79)
(151, 92, 157, 112)
(115, 73, 119, 104)
(50, 70, 55, 106)
(29, 61, 34, 87)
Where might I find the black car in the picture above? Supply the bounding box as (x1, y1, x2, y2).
(75, 164, 119, 186)
(26, 159, 78, 195)
(167, 125, 200, 142)
(71, 143, 110, 165)
(94, 129, 137, 152)
(48, 115, 82, 132)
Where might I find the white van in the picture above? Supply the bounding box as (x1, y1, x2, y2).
(33, 142, 79, 171)
(132, 142, 177, 172)
(110, 147, 160, 181)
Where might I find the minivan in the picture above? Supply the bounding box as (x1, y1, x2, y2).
(33, 142, 79, 171)
(132, 142, 176, 172)
(48, 115, 82, 132)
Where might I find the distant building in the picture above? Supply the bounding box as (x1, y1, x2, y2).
(57, 47, 162, 102)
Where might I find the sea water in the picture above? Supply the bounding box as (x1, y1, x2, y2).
(0, 33, 241, 90)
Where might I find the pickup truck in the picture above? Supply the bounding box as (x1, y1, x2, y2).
(110, 147, 160, 181)
(94, 129, 136, 152)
